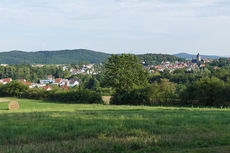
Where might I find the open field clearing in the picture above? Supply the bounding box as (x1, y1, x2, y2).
(0, 98, 230, 153)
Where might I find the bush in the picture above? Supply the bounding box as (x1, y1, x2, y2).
(23, 88, 49, 100)
(0, 81, 29, 97)
(181, 77, 228, 106)
(53, 90, 103, 104)
(0, 81, 103, 104)
(111, 79, 177, 105)
(43, 89, 103, 104)
(95, 87, 114, 96)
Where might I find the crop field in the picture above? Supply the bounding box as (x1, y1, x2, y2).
(0, 98, 230, 153)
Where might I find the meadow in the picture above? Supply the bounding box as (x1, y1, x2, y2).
(0, 98, 230, 153)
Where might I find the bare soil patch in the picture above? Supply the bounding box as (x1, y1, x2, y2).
(0, 99, 12, 102)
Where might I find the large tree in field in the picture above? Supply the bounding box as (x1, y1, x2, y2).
(104, 54, 148, 94)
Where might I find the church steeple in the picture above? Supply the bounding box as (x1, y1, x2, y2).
(197, 53, 201, 62)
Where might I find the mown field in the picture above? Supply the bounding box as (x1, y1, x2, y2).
(0, 98, 230, 153)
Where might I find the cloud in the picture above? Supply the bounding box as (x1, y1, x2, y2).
(0, 0, 229, 55)
(0, 0, 229, 23)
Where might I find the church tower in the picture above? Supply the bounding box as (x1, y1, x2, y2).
(197, 53, 201, 62)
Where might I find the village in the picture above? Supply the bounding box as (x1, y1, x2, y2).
(145, 53, 211, 73)
(0, 58, 204, 90)
(0, 64, 97, 91)
(1, 54, 230, 91)
(0, 77, 82, 91)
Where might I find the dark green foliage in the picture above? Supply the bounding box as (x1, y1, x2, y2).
(24, 88, 49, 100)
(0, 50, 187, 65)
(0, 66, 16, 79)
(0, 49, 111, 64)
(50, 90, 103, 104)
(174, 52, 221, 59)
(111, 87, 151, 105)
(84, 76, 100, 90)
(138, 53, 185, 65)
(0, 81, 102, 104)
(195, 77, 225, 105)
(25, 89, 103, 104)
(105, 54, 149, 104)
(111, 79, 177, 105)
(210, 58, 230, 67)
(105, 54, 148, 94)
(0, 81, 29, 97)
(181, 77, 230, 106)
(0, 64, 69, 82)
(95, 87, 114, 96)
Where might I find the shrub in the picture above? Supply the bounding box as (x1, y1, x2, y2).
(45, 89, 103, 104)
(0, 81, 29, 97)
(0, 81, 103, 104)
(181, 77, 227, 106)
(111, 79, 177, 105)
(95, 87, 114, 96)
(23, 88, 49, 100)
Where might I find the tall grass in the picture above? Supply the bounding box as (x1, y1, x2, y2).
(0, 98, 230, 153)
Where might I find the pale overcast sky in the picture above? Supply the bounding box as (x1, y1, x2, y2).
(0, 0, 230, 56)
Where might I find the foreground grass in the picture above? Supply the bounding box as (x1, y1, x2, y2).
(0, 98, 230, 153)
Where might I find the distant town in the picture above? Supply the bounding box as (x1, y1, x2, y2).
(0, 64, 97, 91)
(0, 53, 230, 91)
(144, 53, 230, 73)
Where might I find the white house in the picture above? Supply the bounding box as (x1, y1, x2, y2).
(68, 79, 81, 87)
(0, 78, 12, 84)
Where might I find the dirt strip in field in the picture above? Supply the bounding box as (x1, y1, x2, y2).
(0, 99, 12, 102)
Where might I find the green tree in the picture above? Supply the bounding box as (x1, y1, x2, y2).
(158, 79, 176, 103)
(183, 77, 225, 106)
(32, 73, 38, 83)
(194, 77, 225, 105)
(0, 81, 29, 97)
(104, 54, 148, 95)
(84, 76, 100, 90)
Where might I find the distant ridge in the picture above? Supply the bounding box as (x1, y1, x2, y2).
(0, 49, 111, 64)
(138, 53, 185, 65)
(173, 53, 222, 59)
(0, 49, 223, 64)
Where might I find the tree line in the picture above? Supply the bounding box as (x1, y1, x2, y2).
(1, 54, 230, 106)
(0, 64, 70, 82)
(0, 81, 102, 104)
(0, 49, 110, 64)
(138, 53, 185, 65)
(104, 54, 230, 106)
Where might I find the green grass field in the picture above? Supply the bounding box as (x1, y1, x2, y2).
(0, 98, 230, 153)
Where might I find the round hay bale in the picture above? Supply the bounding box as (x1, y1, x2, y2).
(102, 96, 111, 105)
(8, 101, 19, 110)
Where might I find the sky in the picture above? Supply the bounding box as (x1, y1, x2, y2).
(0, 0, 230, 56)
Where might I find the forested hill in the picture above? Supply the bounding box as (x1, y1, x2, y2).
(174, 53, 222, 59)
(0, 49, 185, 64)
(0, 49, 111, 64)
(138, 54, 185, 65)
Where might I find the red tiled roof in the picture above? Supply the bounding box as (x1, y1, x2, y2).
(47, 75, 53, 79)
(18, 80, 32, 86)
(43, 86, 52, 90)
(3, 78, 12, 83)
(55, 78, 63, 83)
(61, 85, 69, 91)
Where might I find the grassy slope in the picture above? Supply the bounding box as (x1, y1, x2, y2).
(0, 98, 230, 153)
